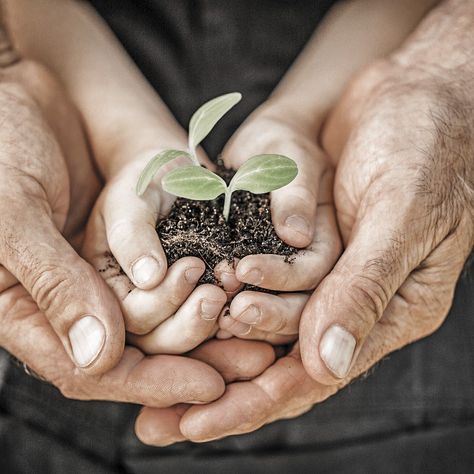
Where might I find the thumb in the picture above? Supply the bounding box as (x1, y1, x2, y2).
(0, 198, 125, 374)
(299, 195, 436, 385)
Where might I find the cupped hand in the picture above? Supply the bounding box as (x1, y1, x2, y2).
(138, 56, 474, 443)
(82, 153, 230, 354)
(216, 104, 341, 343)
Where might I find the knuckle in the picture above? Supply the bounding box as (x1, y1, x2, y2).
(345, 274, 390, 325)
(107, 219, 131, 251)
(29, 264, 73, 318)
(56, 375, 92, 401)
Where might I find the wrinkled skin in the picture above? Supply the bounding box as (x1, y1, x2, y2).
(136, 57, 474, 444)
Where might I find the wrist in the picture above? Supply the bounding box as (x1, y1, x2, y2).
(253, 96, 326, 138)
(96, 124, 189, 181)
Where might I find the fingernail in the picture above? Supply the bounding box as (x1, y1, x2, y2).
(184, 267, 204, 284)
(319, 324, 356, 378)
(220, 271, 241, 292)
(233, 321, 252, 336)
(236, 305, 261, 325)
(132, 256, 160, 285)
(200, 299, 223, 321)
(285, 215, 310, 238)
(69, 315, 106, 367)
(240, 268, 263, 285)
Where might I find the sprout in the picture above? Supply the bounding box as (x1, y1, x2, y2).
(136, 93, 298, 220)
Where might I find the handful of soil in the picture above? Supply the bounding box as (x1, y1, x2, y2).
(157, 164, 298, 284)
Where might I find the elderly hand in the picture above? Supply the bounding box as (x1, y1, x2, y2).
(136, 0, 474, 441)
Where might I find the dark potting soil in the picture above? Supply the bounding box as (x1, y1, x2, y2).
(157, 164, 297, 284)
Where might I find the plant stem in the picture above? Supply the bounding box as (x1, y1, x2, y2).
(223, 189, 232, 221)
(189, 150, 201, 166)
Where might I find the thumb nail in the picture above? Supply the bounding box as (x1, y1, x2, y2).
(69, 315, 106, 367)
(285, 215, 311, 238)
(319, 324, 356, 378)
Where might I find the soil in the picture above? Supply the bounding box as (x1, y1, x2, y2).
(157, 163, 297, 285)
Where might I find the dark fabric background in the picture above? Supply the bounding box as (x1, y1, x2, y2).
(0, 1, 473, 472)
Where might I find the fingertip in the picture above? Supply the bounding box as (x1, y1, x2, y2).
(275, 214, 314, 248)
(131, 254, 167, 290)
(135, 407, 186, 446)
(214, 259, 242, 293)
(300, 301, 357, 386)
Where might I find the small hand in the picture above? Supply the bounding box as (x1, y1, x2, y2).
(82, 157, 228, 354)
(216, 104, 341, 342)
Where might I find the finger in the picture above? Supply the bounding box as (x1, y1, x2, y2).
(214, 259, 243, 296)
(84, 205, 207, 334)
(299, 190, 440, 385)
(0, 266, 17, 292)
(190, 338, 276, 382)
(218, 317, 297, 345)
(122, 257, 205, 334)
(135, 405, 187, 446)
(0, 285, 225, 407)
(129, 284, 226, 354)
(218, 291, 308, 342)
(179, 349, 337, 442)
(102, 171, 167, 290)
(270, 149, 328, 249)
(236, 204, 341, 291)
(0, 201, 125, 375)
(135, 338, 276, 446)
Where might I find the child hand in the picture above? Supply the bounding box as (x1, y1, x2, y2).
(216, 103, 342, 343)
(82, 152, 228, 354)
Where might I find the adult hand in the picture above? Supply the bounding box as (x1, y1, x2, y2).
(216, 103, 341, 343)
(0, 60, 124, 373)
(138, 0, 474, 440)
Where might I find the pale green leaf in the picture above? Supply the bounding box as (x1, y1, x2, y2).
(162, 166, 227, 200)
(188, 92, 242, 152)
(230, 154, 298, 194)
(136, 149, 191, 196)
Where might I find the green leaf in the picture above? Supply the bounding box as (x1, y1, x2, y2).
(188, 92, 242, 152)
(136, 149, 191, 196)
(230, 154, 298, 194)
(162, 166, 227, 201)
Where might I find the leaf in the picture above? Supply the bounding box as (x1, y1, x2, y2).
(188, 92, 242, 152)
(136, 149, 191, 196)
(230, 154, 298, 194)
(162, 166, 227, 200)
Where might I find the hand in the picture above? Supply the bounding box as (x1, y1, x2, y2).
(216, 104, 341, 343)
(137, 49, 474, 442)
(81, 143, 234, 354)
(0, 60, 124, 373)
(0, 59, 232, 407)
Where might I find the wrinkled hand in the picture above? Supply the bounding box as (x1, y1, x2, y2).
(216, 104, 341, 343)
(0, 60, 123, 373)
(137, 56, 474, 443)
(0, 60, 276, 408)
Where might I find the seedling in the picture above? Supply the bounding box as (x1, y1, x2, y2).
(136, 93, 298, 220)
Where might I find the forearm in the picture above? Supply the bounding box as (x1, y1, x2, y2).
(391, 0, 474, 80)
(264, 0, 439, 133)
(4, 0, 187, 179)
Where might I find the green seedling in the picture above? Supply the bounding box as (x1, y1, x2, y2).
(136, 93, 298, 220)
